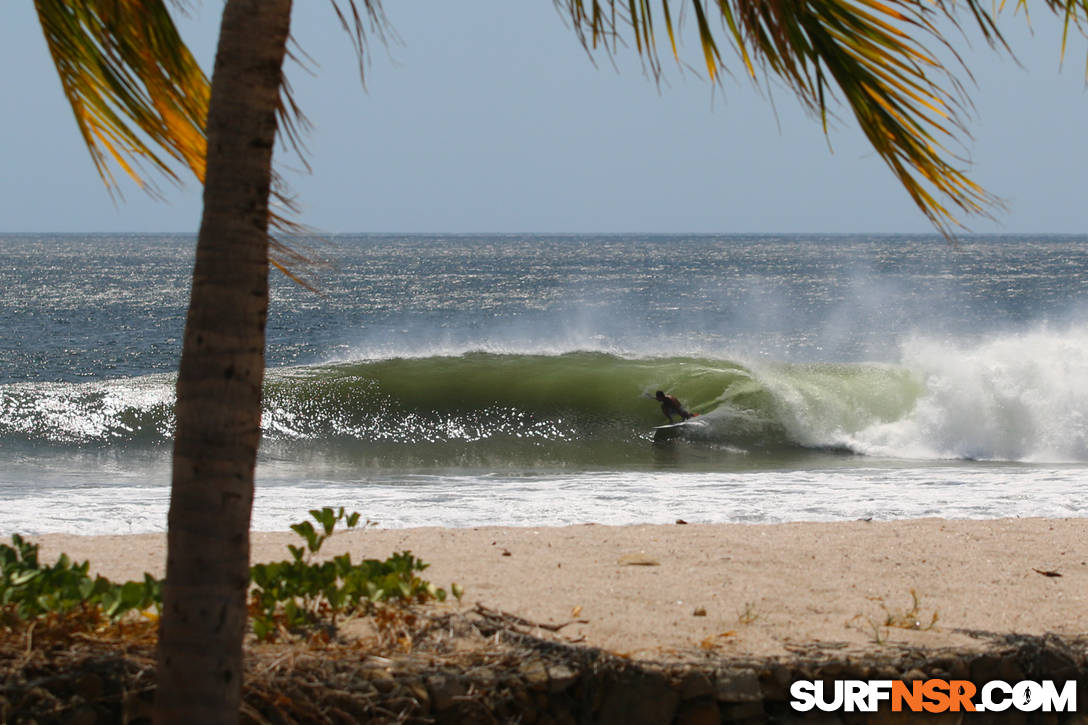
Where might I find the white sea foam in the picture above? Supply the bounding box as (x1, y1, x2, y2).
(1, 465, 1085, 536)
(844, 325, 1088, 462)
(4, 234, 1087, 535)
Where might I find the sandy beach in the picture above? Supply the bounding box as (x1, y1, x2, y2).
(34, 517, 1087, 660)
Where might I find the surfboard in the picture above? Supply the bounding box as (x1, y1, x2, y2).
(652, 419, 707, 431)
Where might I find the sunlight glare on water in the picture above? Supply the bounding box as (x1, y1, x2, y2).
(1, 233, 1087, 533)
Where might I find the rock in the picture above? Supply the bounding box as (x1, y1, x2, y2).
(426, 674, 467, 712)
(998, 653, 1026, 682)
(679, 671, 714, 699)
(820, 662, 845, 678)
(970, 654, 1004, 683)
(900, 668, 927, 682)
(522, 659, 550, 691)
(946, 657, 970, 681)
(760, 665, 794, 701)
(675, 698, 720, 725)
(840, 659, 872, 681)
(1038, 641, 1080, 679)
(970, 654, 1023, 683)
(872, 665, 901, 680)
(597, 670, 678, 725)
(715, 668, 762, 703)
(720, 700, 766, 721)
(547, 664, 579, 693)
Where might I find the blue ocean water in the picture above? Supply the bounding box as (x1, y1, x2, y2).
(1, 233, 1086, 534)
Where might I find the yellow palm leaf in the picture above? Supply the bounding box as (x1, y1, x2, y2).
(556, 0, 1088, 234)
(34, 0, 209, 194)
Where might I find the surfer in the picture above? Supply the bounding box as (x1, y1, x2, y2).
(655, 390, 693, 423)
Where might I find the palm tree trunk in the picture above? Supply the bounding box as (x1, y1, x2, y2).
(155, 1, 292, 722)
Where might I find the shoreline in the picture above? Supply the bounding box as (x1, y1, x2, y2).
(32, 516, 1088, 660)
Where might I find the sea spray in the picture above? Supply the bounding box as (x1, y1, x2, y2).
(7, 342, 1086, 466)
(846, 325, 1088, 462)
(4, 233, 1088, 532)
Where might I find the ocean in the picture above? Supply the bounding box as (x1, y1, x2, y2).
(1, 233, 1086, 535)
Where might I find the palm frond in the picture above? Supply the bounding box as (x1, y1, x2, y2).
(34, 0, 209, 195)
(327, 0, 394, 88)
(1023, 0, 1088, 73)
(556, 0, 1049, 234)
(257, 1, 392, 288)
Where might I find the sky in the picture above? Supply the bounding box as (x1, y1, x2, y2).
(3, 2, 1088, 235)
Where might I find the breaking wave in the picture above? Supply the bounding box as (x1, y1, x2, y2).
(4, 326, 1085, 465)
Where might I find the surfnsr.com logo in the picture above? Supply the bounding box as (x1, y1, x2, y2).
(790, 679, 1078, 714)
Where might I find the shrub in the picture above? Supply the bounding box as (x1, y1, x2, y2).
(0, 508, 456, 643)
(248, 507, 449, 641)
(0, 534, 159, 626)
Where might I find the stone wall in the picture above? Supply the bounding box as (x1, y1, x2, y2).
(240, 631, 1088, 724)
(3, 630, 1086, 723)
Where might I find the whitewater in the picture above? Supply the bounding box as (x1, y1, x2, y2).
(1, 233, 1086, 534)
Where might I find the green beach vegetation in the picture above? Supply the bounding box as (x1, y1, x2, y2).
(0, 534, 160, 627)
(28, 0, 1088, 721)
(0, 508, 450, 643)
